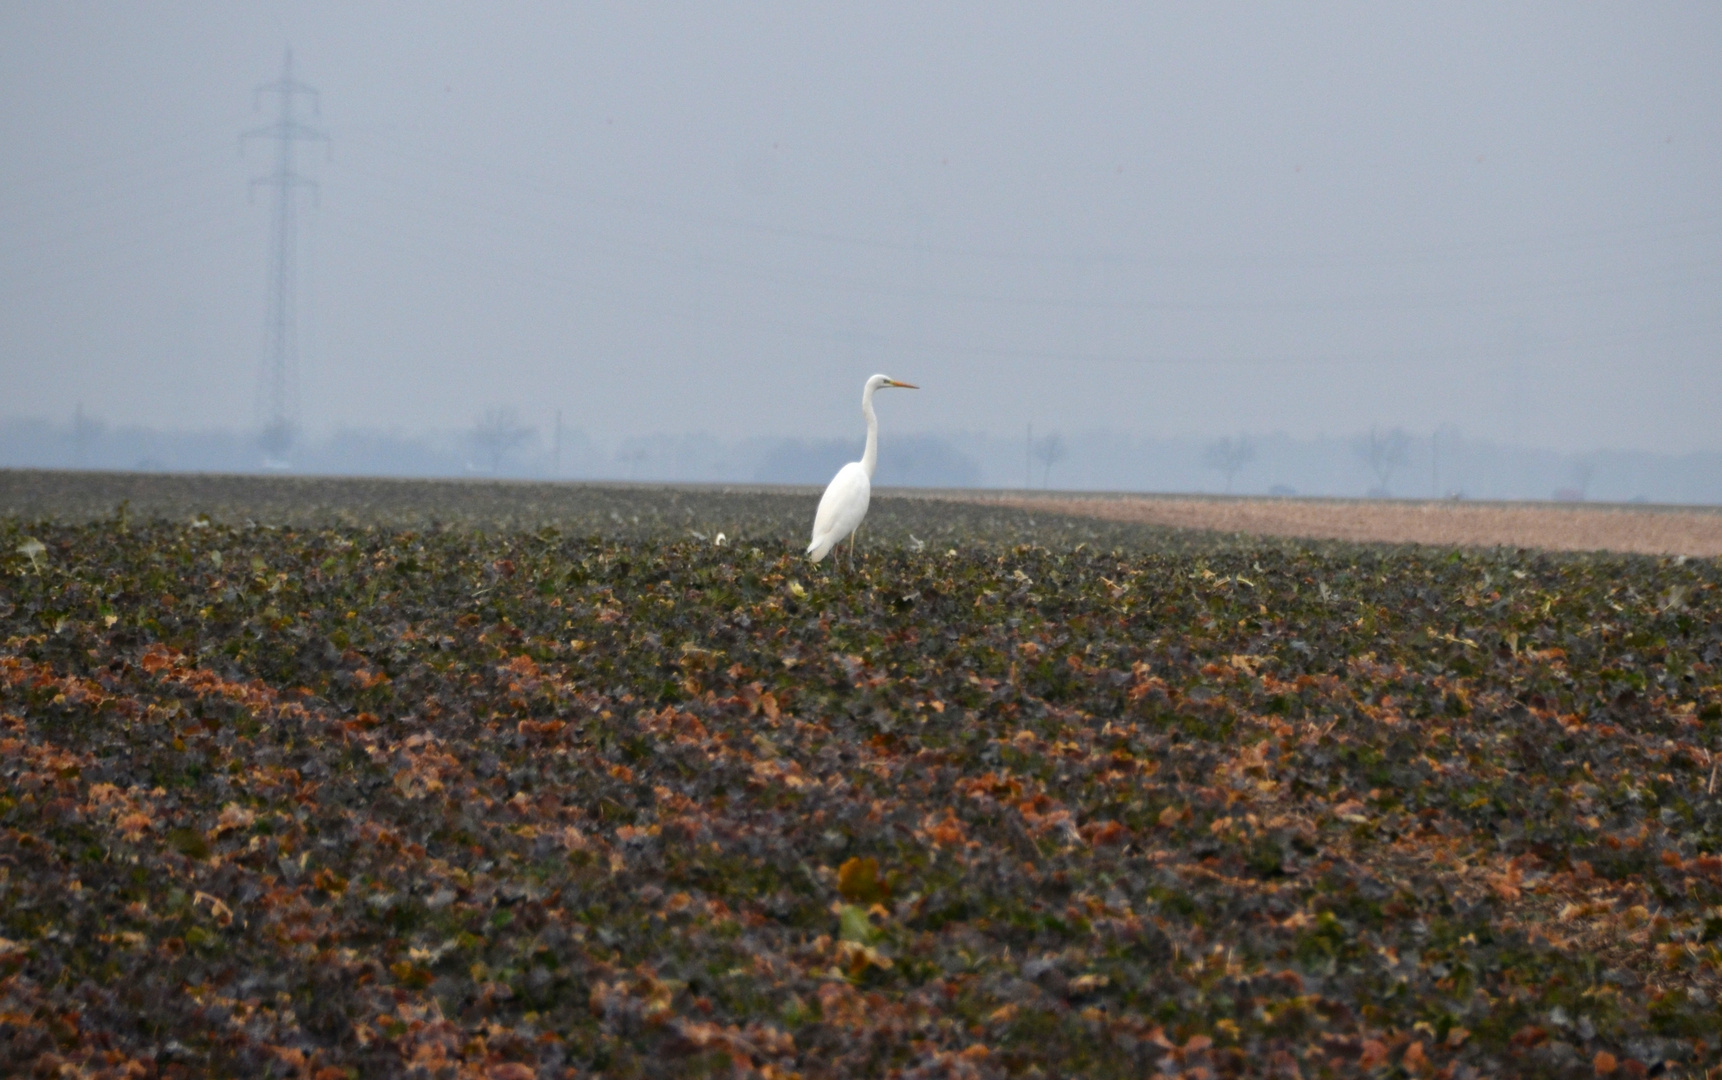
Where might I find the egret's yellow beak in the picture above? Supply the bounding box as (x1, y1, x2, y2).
(888, 380, 919, 389)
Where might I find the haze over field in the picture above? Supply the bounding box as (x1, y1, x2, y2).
(2, 4, 1720, 491)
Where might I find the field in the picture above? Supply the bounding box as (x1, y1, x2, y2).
(984, 495, 1722, 560)
(3, 472, 1721, 1079)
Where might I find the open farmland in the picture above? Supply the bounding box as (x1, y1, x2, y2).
(3, 473, 1722, 1078)
(984, 495, 1722, 560)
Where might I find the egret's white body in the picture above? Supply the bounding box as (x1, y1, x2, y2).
(807, 374, 917, 563)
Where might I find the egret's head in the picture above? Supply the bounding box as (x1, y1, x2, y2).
(866, 374, 918, 392)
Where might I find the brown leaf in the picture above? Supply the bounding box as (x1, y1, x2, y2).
(837, 856, 887, 904)
(1402, 1040, 1427, 1072)
(138, 644, 179, 673)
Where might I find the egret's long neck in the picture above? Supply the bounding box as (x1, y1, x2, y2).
(860, 383, 880, 478)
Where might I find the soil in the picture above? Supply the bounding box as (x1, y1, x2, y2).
(0, 470, 1203, 552)
(6, 470, 1719, 557)
(963, 492, 1722, 557)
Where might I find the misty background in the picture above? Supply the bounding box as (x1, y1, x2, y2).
(3, 5, 1719, 501)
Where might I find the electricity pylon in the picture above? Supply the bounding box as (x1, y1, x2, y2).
(243, 49, 326, 466)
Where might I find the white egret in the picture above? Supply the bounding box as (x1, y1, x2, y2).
(807, 374, 918, 563)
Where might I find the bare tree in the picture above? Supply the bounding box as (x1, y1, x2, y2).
(1202, 435, 1256, 494)
(1353, 427, 1410, 496)
(1033, 432, 1067, 489)
(71, 403, 104, 469)
(471, 407, 535, 475)
(1571, 457, 1597, 501)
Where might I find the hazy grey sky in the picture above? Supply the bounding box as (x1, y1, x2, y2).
(3, 4, 1719, 454)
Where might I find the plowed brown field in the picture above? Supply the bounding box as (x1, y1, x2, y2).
(972, 493, 1722, 557)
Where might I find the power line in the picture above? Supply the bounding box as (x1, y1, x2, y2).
(324, 135, 1722, 318)
(0, 109, 252, 196)
(242, 48, 326, 466)
(348, 126, 1722, 271)
(311, 194, 1722, 377)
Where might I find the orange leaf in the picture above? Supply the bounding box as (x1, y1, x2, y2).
(138, 645, 178, 673)
(837, 856, 887, 903)
(1402, 1041, 1427, 1071)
